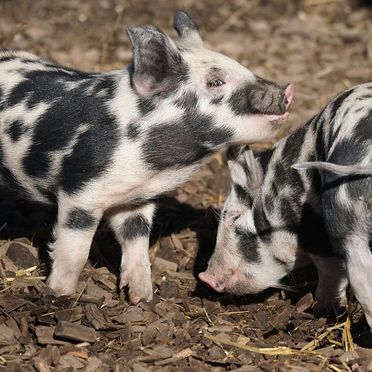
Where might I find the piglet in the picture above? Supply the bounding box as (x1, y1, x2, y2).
(0, 11, 293, 303)
(200, 83, 372, 329)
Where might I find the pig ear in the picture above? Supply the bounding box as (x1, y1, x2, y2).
(227, 146, 263, 191)
(127, 26, 185, 96)
(173, 10, 203, 45)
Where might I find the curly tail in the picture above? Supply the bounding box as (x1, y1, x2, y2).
(292, 161, 372, 176)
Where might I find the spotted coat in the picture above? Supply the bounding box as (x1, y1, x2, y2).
(200, 83, 372, 329)
(0, 11, 293, 303)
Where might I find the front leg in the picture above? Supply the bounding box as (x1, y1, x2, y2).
(48, 201, 102, 296)
(109, 203, 155, 304)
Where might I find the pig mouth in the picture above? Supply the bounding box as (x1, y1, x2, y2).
(263, 83, 294, 122)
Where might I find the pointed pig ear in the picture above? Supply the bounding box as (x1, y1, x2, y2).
(127, 26, 187, 96)
(173, 10, 203, 45)
(227, 146, 263, 192)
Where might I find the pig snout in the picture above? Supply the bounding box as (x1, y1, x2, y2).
(267, 83, 294, 115)
(198, 267, 240, 293)
(262, 82, 294, 123)
(198, 271, 227, 292)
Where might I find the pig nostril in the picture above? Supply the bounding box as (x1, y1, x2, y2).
(199, 271, 226, 293)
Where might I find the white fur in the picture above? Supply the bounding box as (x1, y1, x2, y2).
(109, 203, 155, 303)
(48, 196, 101, 295)
(345, 234, 372, 329)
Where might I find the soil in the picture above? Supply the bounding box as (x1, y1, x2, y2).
(0, 0, 372, 370)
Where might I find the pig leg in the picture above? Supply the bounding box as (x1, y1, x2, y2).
(344, 234, 372, 329)
(323, 182, 372, 329)
(311, 255, 348, 315)
(109, 203, 155, 304)
(47, 202, 102, 295)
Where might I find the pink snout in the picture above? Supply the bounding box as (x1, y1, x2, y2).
(265, 83, 295, 122)
(198, 268, 240, 293)
(198, 271, 226, 293)
(284, 83, 295, 110)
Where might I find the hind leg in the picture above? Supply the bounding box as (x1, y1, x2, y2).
(323, 178, 372, 329)
(310, 255, 348, 315)
(344, 233, 372, 329)
(48, 197, 102, 295)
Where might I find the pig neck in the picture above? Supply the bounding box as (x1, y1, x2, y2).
(255, 113, 334, 256)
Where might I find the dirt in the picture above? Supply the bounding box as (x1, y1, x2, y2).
(0, 0, 372, 370)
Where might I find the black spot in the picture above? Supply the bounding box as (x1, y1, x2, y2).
(273, 162, 287, 189)
(352, 109, 372, 143)
(264, 192, 275, 212)
(60, 113, 120, 194)
(321, 189, 359, 259)
(89, 75, 117, 99)
(65, 208, 96, 229)
(119, 214, 151, 241)
(348, 176, 371, 201)
(253, 203, 272, 243)
(127, 121, 141, 140)
(0, 85, 4, 111)
(137, 96, 156, 115)
(10, 69, 120, 187)
(228, 79, 284, 116)
(211, 96, 223, 105)
(233, 184, 253, 206)
(328, 138, 365, 168)
(5, 119, 26, 141)
(297, 203, 333, 257)
(142, 112, 233, 170)
(14, 71, 93, 178)
(282, 125, 307, 166)
(228, 84, 262, 115)
(314, 115, 327, 162)
(236, 228, 261, 262)
(175, 91, 198, 110)
(257, 148, 274, 174)
(329, 88, 354, 123)
(0, 55, 16, 63)
(272, 184, 279, 198)
(7, 69, 89, 108)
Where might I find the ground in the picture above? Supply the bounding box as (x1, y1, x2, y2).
(0, 0, 372, 370)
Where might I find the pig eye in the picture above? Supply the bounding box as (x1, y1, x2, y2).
(208, 79, 225, 88)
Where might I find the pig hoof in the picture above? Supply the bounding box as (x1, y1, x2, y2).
(312, 299, 344, 317)
(47, 274, 77, 296)
(120, 269, 153, 304)
(47, 281, 75, 296)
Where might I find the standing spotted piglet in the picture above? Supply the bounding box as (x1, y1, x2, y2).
(0, 11, 294, 304)
(199, 84, 372, 329)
